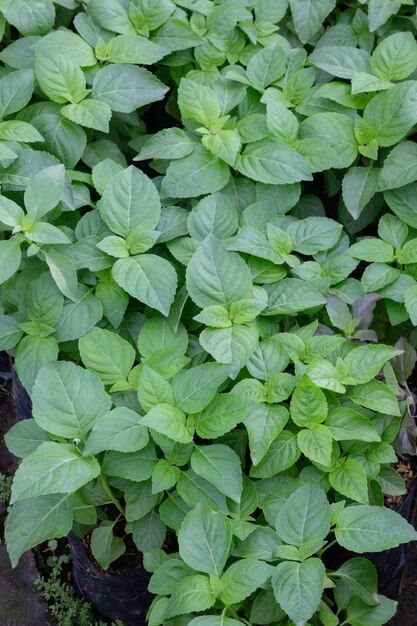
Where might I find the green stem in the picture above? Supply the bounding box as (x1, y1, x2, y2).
(227, 607, 251, 626)
(319, 538, 337, 556)
(100, 473, 125, 516)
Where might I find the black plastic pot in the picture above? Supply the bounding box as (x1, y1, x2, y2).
(0, 351, 11, 380)
(68, 533, 152, 626)
(10, 367, 153, 625)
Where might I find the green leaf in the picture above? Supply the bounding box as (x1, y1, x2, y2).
(135, 128, 196, 161)
(0, 238, 21, 285)
(385, 184, 417, 229)
(0, 69, 35, 117)
(329, 459, 369, 504)
(243, 404, 288, 466)
(0, 196, 24, 228)
(138, 365, 175, 412)
(178, 78, 220, 129)
(335, 505, 417, 553)
(194, 393, 256, 439)
(14, 335, 59, 392)
(349, 238, 395, 263)
(5, 493, 73, 568)
(161, 145, 230, 199)
(290, 377, 328, 427)
(246, 45, 287, 90)
(11, 442, 100, 503)
(178, 503, 232, 576)
(79, 327, 135, 385)
(297, 425, 333, 467)
(289, 0, 336, 43)
(287, 217, 342, 255)
(92, 64, 168, 113)
(371, 32, 417, 81)
(309, 46, 370, 79)
(405, 285, 417, 325)
(266, 278, 326, 315)
(84, 407, 149, 455)
(188, 618, 242, 626)
(141, 403, 192, 444)
(368, 0, 402, 32)
(325, 408, 380, 442)
(363, 82, 417, 147)
(379, 142, 417, 191)
(343, 344, 402, 385)
(102, 442, 158, 482)
(200, 325, 259, 379)
(0, 315, 23, 350)
(91, 522, 125, 570)
(350, 380, 401, 416)
(131, 510, 166, 551)
(220, 559, 274, 604)
(152, 18, 203, 52)
(186, 235, 252, 309)
(112, 254, 177, 316)
(98, 165, 160, 238)
(0, 120, 43, 143)
(55, 285, 103, 342)
(32, 361, 111, 439)
(263, 91, 299, 143)
(138, 317, 188, 358)
(106, 34, 168, 64)
(44, 250, 78, 301)
(86, 0, 135, 34)
(238, 139, 312, 185)
(342, 167, 380, 220)
(250, 430, 300, 478)
(300, 113, 357, 169)
(187, 193, 238, 242)
(5, 420, 49, 458)
(35, 51, 87, 104)
(275, 483, 331, 547)
(345, 595, 397, 626)
(35, 29, 96, 67)
(164, 575, 216, 620)
(61, 100, 112, 133)
(334, 557, 379, 606)
(172, 362, 230, 413)
(272, 558, 326, 625)
(306, 360, 345, 394)
(191, 445, 243, 503)
(202, 130, 241, 168)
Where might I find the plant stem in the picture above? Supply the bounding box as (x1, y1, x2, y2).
(227, 607, 252, 626)
(320, 538, 337, 556)
(100, 473, 125, 516)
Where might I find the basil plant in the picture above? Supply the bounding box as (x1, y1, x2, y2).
(1, 0, 417, 625)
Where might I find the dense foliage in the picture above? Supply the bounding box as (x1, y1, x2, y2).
(1, 1, 417, 625)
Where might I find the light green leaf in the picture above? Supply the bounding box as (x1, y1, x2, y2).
(32, 361, 111, 439)
(272, 558, 326, 625)
(200, 325, 259, 379)
(202, 130, 241, 168)
(5, 420, 49, 458)
(164, 575, 216, 620)
(92, 64, 168, 113)
(178, 503, 232, 576)
(335, 505, 417, 552)
(44, 250, 78, 301)
(368, 0, 402, 32)
(0, 120, 43, 143)
(300, 112, 357, 169)
(349, 238, 395, 263)
(221, 559, 274, 604)
(0, 315, 23, 350)
(14, 335, 58, 393)
(162, 145, 230, 199)
(79, 327, 135, 385)
(342, 167, 380, 220)
(135, 128, 196, 161)
(343, 344, 402, 385)
(371, 32, 417, 81)
(287, 216, 342, 255)
(194, 393, 256, 439)
(325, 408, 380, 442)
(106, 34, 168, 64)
(91, 522, 125, 570)
(266, 278, 326, 315)
(55, 285, 103, 342)
(297, 425, 333, 467)
(238, 139, 312, 185)
(178, 78, 220, 129)
(329, 459, 369, 504)
(102, 442, 158, 482)
(350, 380, 401, 416)
(191, 445, 243, 503)
(290, 377, 327, 427)
(250, 430, 300, 478)
(138, 365, 175, 412)
(289, 0, 336, 43)
(244, 404, 289, 466)
(112, 254, 177, 316)
(246, 44, 287, 90)
(84, 407, 148, 455)
(379, 142, 417, 191)
(5, 493, 73, 568)
(334, 557, 379, 606)
(140, 403, 192, 444)
(186, 235, 252, 309)
(35, 29, 96, 66)
(405, 285, 417, 325)
(35, 51, 87, 104)
(275, 483, 331, 547)
(172, 362, 230, 413)
(0, 69, 35, 117)
(11, 442, 100, 503)
(309, 46, 370, 79)
(346, 595, 397, 626)
(61, 100, 112, 133)
(0, 238, 21, 285)
(363, 82, 417, 147)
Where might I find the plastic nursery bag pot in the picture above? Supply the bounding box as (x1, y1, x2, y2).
(0, 351, 11, 380)
(68, 533, 152, 626)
